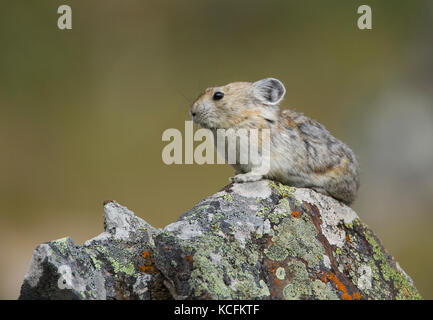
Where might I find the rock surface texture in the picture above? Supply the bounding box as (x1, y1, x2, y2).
(19, 181, 422, 300)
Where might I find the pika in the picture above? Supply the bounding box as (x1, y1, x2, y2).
(190, 78, 360, 205)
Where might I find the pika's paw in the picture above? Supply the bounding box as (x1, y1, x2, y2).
(229, 173, 263, 183)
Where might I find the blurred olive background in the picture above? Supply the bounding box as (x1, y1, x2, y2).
(1, 0, 432, 299)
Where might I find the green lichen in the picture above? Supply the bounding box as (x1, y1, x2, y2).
(283, 260, 338, 300)
(234, 276, 270, 298)
(345, 218, 360, 230)
(253, 230, 263, 239)
(277, 198, 290, 209)
(264, 244, 288, 261)
(139, 227, 148, 233)
(85, 248, 102, 270)
(369, 260, 380, 281)
(344, 221, 354, 229)
(159, 228, 266, 299)
(211, 213, 224, 225)
(269, 212, 286, 224)
(257, 206, 270, 218)
(106, 256, 135, 276)
(216, 192, 233, 202)
(185, 205, 211, 222)
(312, 279, 339, 300)
(119, 261, 136, 276)
(197, 205, 211, 211)
(259, 280, 270, 296)
(365, 229, 422, 300)
(283, 260, 311, 299)
(223, 194, 233, 202)
(269, 198, 290, 224)
(269, 181, 296, 197)
(158, 230, 174, 238)
(52, 237, 69, 256)
(94, 245, 136, 277)
(268, 215, 324, 267)
(276, 267, 286, 280)
(191, 258, 233, 298)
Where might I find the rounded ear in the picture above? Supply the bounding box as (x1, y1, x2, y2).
(252, 78, 286, 105)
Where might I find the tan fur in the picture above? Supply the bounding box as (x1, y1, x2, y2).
(190, 78, 360, 205)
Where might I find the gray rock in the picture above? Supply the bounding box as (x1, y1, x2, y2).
(19, 181, 422, 300)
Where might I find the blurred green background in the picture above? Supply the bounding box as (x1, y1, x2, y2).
(1, 0, 432, 299)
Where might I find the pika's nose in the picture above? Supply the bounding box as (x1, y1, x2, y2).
(190, 110, 196, 117)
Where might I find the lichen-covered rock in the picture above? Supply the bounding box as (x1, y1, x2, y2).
(19, 202, 169, 300)
(19, 181, 422, 300)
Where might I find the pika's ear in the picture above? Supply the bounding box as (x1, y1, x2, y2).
(252, 78, 286, 105)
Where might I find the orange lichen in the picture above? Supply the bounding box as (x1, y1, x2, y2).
(320, 273, 328, 283)
(346, 233, 351, 243)
(291, 211, 301, 218)
(268, 266, 278, 274)
(142, 251, 150, 259)
(319, 272, 360, 300)
(328, 272, 351, 300)
(139, 265, 156, 273)
(185, 255, 193, 262)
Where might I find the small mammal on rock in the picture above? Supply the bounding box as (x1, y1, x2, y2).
(190, 78, 360, 205)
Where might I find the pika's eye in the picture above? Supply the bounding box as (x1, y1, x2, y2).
(213, 91, 224, 100)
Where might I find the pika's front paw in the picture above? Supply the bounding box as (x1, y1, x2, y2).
(229, 173, 263, 183)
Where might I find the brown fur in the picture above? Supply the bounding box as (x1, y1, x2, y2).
(190, 78, 360, 205)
